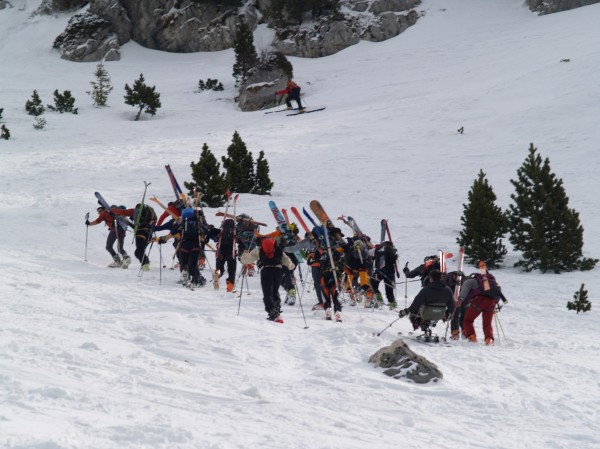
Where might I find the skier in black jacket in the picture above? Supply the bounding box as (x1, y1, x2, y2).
(399, 269, 454, 330)
(241, 238, 295, 323)
(403, 254, 440, 286)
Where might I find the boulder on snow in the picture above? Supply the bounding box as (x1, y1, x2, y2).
(53, 12, 121, 62)
(369, 339, 443, 384)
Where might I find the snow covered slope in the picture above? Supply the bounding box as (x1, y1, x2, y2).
(1, 0, 599, 448)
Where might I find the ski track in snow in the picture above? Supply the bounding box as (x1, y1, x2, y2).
(1, 0, 600, 448)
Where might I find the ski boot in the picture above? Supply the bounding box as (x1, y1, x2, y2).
(121, 255, 131, 269)
(213, 270, 220, 290)
(141, 264, 150, 272)
(285, 288, 296, 306)
(335, 311, 342, 323)
(325, 308, 332, 321)
(181, 269, 190, 287)
(226, 279, 235, 293)
(108, 255, 122, 268)
(388, 301, 397, 311)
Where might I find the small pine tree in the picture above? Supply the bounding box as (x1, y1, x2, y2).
(0, 107, 4, 120)
(232, 19, 258, 86)
(508, 143, 598, 273)
(198, 78, 224, 92)
(221, 131, 255, 193)
(567, 283, 592, 313)
(25, 90, 45, 116)
(33, 116, 47, 130)
(457, 169, 508, 268)
(252, 150, 274, 195)
(1, 124, 10, 140)
(184, 143, 228, 208)
(47, 89, 78, 114)
(124, 73, 161, 121)
(87, 62, 113, 107)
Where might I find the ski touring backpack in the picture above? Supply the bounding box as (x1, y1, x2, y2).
(180, 208, 200, 240)
(220, 219, 235, 245)
(469, 272, 502, 301)
(134, 204, 156, 224)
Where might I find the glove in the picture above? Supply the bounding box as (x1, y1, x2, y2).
(398, 308, 409, 318)
(403, 262, 410, 275)
(85, 220, 90, 226)
(158, 236, 167, 244)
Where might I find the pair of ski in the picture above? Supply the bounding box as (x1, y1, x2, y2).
(264, 106, 326, 116)
(213, 191, 239, 291)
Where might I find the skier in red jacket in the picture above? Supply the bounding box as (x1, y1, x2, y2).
(86, 206, 131, 268)
(276, 79, 304, 111)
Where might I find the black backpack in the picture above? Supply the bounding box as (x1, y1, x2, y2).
(134, 204, 156, 224)
(220, 219, 235, 245)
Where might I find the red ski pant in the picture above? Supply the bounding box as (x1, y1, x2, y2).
(462, 296, 497, 341)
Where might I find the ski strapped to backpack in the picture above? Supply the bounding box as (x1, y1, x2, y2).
(131, 181, 151, 243)
(165, 164, 187, 205)
(95, 192, 129, 232)
(268, 200, 297, 246)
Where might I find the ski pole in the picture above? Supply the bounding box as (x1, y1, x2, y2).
(296, 272, 309, 329)
(84, 212, 90, 261)
(494, 309, 508, 344)
(237, 268, 246, 316)
(373, 317, 402, 337)
(404, 272, 408, 308)
(159, 243, 163, 285)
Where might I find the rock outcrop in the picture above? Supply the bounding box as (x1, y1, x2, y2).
(527, 0, 600, 14)
(52, 0, 422, 62)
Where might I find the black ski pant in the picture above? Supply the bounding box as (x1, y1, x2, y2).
(321, 271, 342, 313)
(311, 265, 324, 304)
(451, 300, 469, 333)
(285, 88, 303, 109)
(179, 244, 202, 284)
(216, 244, 236, 283)
(134, 228, 151, 265)
(106, 229, 127, 258)
(261, 266, 283, 319)
(376, 267, 396, 302)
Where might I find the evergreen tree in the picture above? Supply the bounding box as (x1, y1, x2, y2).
(221, 131, 255, 193)
(25, 90, 45, 116)
(1, 124, 10, 140)
(0, 107, 3, 120)
(457, 169, 508, 268)
(87, 62, 113, 107)
(33, 117, 47, 130)
(252, 150, 274, 195)
(567, 283, 592, 313)
(47, 89, 78, 114)
(124, 73, 161, 121)
(184, 143, 228, 208)
(232, 19, 258, 86)
(508, 143, 597, 273)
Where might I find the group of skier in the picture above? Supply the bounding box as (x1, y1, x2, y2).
(86, 195, 506, 343)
